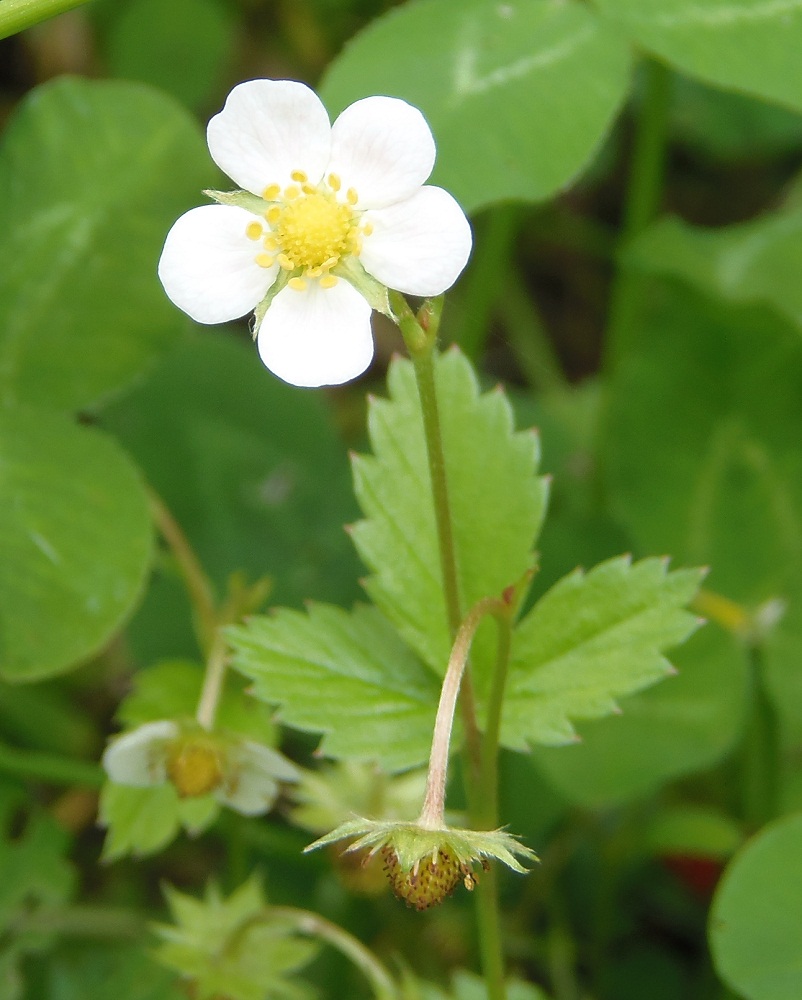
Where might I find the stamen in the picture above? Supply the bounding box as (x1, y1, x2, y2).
(262, 183, 281, 201)
(362, 222, 374, 237)
(284, 185, 300, 200)
(245, 221, 264, 240)
(263, 236, 278, 251)
(265, 206, 281, 225)
(320, 275, 338, 289)
(255, 253, 275, 268)
(288, 277, 307, 291)
(277, 253, 294, 270)
(346, 188, 358, 206)
(328, 173, 341, 192)
(290, 170, 308, 183)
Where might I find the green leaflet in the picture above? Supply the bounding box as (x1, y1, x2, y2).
(594, 0, 802, 113)
(0, 77, 213, 413)
(351, 348, 548, 684)
(710, 813, 802, 1000)
(321, 0, 631, 212)
(228, 604, 441, 772)
(503, 555, 705, 748)
(0, 406, 152, 682)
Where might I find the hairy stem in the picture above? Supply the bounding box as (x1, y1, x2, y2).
(260, 907, 399, 1000)
(419, 596, 506, 829)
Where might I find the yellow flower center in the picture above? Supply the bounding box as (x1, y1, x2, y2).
(245, 171, 373, 292)
(166, 737, 224, 798)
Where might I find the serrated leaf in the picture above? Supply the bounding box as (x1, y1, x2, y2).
(98, 783, 218, 862)
(116, 659, 277, 745)
(0, 77, 213, 413)
(594, 0, 802, 113)
(229, 604, 441, 772)
(351, 348, 547, 683)
(530, 581, 748, 806)
(154, 878, 317, 1000)
(321, 0, 631, 212)
(710, 813, 802, 1000)
(502, 556, 704, 747)
(0, 406, 152, 682)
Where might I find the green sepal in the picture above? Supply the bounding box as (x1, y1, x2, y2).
(204, 188, 268, 215)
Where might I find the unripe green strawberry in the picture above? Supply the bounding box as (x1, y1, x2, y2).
(381, 844, 467, 909)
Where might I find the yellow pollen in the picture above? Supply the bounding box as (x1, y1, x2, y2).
(263, 183, 281, 201)
(273, 188, 357, 272)
(288, 277, 307, 291)
(263, 236, 278, 251)
(245, 221, 263, 240)
(362, 222, 374, 237)
(284, 185, 300, 200)
(290, 169, 308, 183)
(265, 206, 281, 225)
(346, 188, 358, 206)
(320, 274, 338, 289)
(255, 253, 275, 268)
(328, 173, 341, 192)
(166, 739, 224, 798)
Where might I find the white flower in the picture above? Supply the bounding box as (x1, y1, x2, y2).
(158, 79, 472, 387)
(102, 720, 299, 817)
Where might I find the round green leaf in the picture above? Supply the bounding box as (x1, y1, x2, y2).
(0, 407, 152, 681)
(710, 812, 802, 1000)
(595, 0, 802, 113)
(321, 0, 632, 213)
(0, 77, 214, 412)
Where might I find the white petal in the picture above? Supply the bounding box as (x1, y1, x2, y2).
(207, 79, 332, 193)
(158, 205, 277, 324)
(257, 280, 374, 387)
(218, 742, 299, 817)
(328, 96, 436, 209)
(360, 186, 473, 296)
(102, 720, 178, 786)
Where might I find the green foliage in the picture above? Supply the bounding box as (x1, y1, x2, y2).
(0, 407, 152, 682)
(153, 878, 318, 1000)
(352, 349, 548, 684)
(44, 946, 184, 1000)
(0, 77, 213, 413)
(229, 604, 441, 772)
(420, 969, 551, 1000)
(594, 0, 802, 113)
(503, 555, 704, 747)
(0, 787, 75, 1000)
(321, 0, 632, 212)
(710, 813, 802, 1000)
(103, 0, 236, 109)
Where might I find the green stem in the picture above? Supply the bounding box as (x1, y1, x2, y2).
(147, 488, 217, 655)
(0, 0, 92, 39)
(741, 645, 780, 828)
(475, 610, 514, 830)
(603, 58, 672, 371)
(257, 907, 399, 1000)
(0, 741, 104, 788)
(195, 628, 229, 731)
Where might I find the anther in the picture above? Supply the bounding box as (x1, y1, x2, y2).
(265, 206, 281, 225)
(255, 253, 275, 268)
(245, 221, 264, 240)
(346, 188, 358, 206)
(277, 253, 294, 270)
(263, 236, 278, 251)
(288, 277, 307, 291)
(262, 183, 281, 201)
(327, 173, 341, 192)
(362, 222, 374, 237)
(320, 275, 338, 289)
(290, 170, 308, 183)
(284, 185, 300, 200)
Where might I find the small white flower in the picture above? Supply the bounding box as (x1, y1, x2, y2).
(102, 720, 299, 817)
(158, 79, 472, 387)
